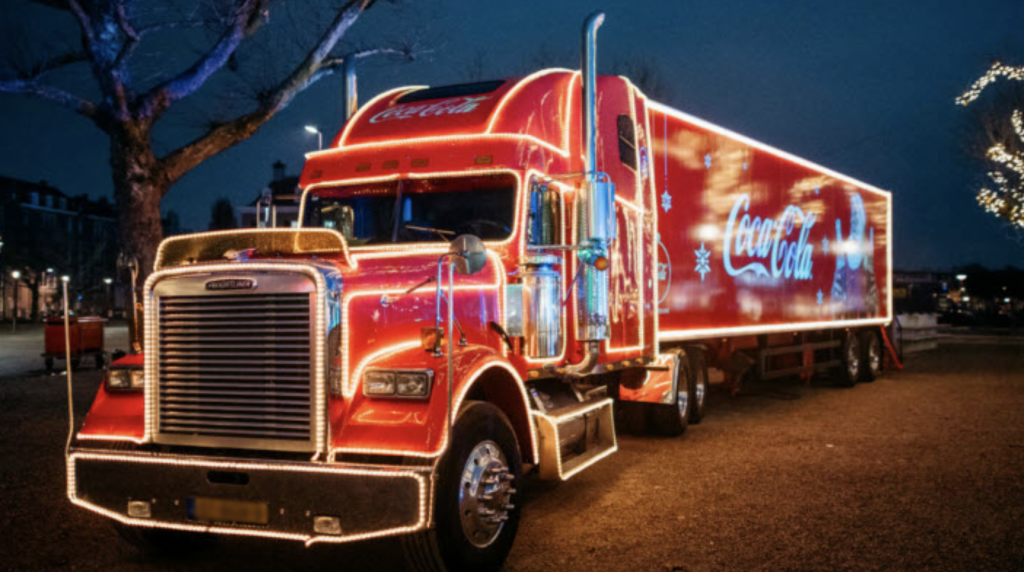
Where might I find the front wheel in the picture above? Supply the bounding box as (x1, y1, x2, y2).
(402, 402, 522, 572)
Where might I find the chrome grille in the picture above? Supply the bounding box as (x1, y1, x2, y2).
(156, 291, 315, 451)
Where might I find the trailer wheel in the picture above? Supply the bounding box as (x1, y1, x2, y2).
(401, 401, 522, 572)
(837, 332, 861, 387)
(859, 331, 882, 383)
(650, 350, 691, 436)
(44, 357, 54, 374)
(113, 522, 212, 553)
(687, 349, 708, 424)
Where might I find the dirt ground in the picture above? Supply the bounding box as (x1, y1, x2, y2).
(1, 342, 1022, 571)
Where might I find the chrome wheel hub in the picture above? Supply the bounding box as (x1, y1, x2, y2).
(677, 388, 689, 419)
(458, 440, 515, 548)
(695, 380, 705, 409)
(869, 341, 881, 374)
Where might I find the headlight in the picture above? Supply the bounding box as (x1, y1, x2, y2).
(107, 367, 144, 392)
(396, 372, 431, 397)
(363, 371, 396, 396)
(363, 369, 433, 399)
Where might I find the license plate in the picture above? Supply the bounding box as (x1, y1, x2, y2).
(188, 497, 269, 525)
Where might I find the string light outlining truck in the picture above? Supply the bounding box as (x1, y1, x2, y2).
(67, 11, 896, 572)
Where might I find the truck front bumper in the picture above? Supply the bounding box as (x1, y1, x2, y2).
(68, 449, 432, 546)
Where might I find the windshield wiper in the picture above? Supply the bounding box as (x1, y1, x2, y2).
(403, 224, 455, 242)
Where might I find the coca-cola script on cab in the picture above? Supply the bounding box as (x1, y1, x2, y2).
(723, 193, 816, 280)
(369, 96, 491, 124)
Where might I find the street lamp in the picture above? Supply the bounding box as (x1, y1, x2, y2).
(103, 277, 113, 317)
(10, 270, 20, 332)
(304, 125, 322, 150)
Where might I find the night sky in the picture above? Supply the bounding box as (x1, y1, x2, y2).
(1, 0, 1023, 269)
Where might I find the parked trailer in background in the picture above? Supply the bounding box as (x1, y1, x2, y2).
(67, 12, 894, 572)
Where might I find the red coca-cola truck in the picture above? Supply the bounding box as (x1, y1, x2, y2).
(68, 12, 893, 571)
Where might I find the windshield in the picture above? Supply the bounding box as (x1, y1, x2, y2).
(303, 174, 517, 246)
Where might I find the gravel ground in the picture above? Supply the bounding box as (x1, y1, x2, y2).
(1, 343, 1022, 571)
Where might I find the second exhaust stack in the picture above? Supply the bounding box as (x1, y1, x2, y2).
(575, 10, 615, 343)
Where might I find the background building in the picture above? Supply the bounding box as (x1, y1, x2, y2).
(0, 176, 121, 320)
(238, 161, 302, 228)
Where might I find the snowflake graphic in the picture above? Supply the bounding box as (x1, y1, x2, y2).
(817, 289, 824, 306)
(742, 162, 748, 171)
(821, 236, 829, 253)
(704, 154, 712, 169)
(814, 186, 820, 195)
(661, 190, 672, 212)
(694, 242, 711, 282)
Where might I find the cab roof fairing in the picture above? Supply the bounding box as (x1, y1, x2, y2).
(299, 70, 583, 184)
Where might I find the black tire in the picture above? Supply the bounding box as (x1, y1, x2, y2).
(837, 332, 861, 388)
(686, 348, 708, 424)
(113, 522, 212, 554)
(402, 402, 522, 572)
(650, 350, 691, 436)
(44, 357, 54, 373)
(859, 330, 882, 383)
(71, 357, 82, 370)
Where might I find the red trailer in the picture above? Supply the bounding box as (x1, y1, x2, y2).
(68, 12, 895, 571)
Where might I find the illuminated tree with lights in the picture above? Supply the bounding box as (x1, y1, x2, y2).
(0, 0, 416, 338)
(957, 62, 1024, 233)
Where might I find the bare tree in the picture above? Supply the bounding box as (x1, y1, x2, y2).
(957, 61, 1024, 238)
(0, 0, 415, 306)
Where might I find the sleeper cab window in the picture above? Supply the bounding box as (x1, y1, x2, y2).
(617, 115, 637, 170)
(527, 181, 561, 247)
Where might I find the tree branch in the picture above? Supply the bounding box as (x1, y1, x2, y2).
(136, 18, 225, 37)
(0, 78, 98, 118)
(159, 0, 377, 184)
(311, 46, 415, 84)
(138, 0, 265, 119)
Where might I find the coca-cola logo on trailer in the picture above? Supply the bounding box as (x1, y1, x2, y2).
(369, 96, 491, 124)
(723, 194, 817, 281)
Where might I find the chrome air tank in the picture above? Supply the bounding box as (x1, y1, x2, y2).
(520, 255, 562, 359)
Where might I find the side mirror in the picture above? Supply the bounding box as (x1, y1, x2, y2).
(448, 234, 487, 276)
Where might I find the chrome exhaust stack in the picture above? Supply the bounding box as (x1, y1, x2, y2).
(563, 11, 615, 376)
(344, 55, 358, 121)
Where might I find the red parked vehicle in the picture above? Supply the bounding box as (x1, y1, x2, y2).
(44, 316, 106, 371)
(68, 12, 894, 571)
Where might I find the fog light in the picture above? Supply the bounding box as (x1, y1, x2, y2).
(313, 515, 342, 535)
(127, 500, 152, 518)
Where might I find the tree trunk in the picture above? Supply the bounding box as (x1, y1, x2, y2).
(109, 121, 166, 352)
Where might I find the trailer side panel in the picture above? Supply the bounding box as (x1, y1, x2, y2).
(648, 102, 892, 340)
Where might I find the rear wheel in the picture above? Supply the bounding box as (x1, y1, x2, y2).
(402, 402, 522, 572)
(859, 331, 882, 382)
(687, 348, 708, 424)
(650, 350, 691, 436)
(837, 332, 861, 387)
